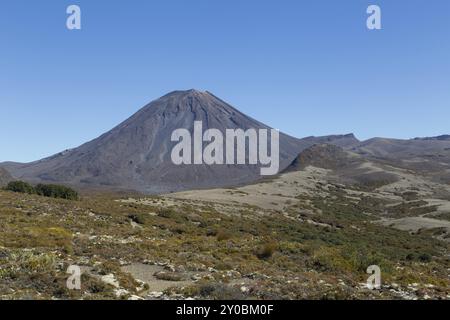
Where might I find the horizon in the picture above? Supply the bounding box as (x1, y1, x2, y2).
(1, 0, 450, 162)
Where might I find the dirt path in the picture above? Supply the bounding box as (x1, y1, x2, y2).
(121, 263, 193, 292)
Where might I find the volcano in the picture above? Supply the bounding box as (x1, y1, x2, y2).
(1, 90, 357, 193)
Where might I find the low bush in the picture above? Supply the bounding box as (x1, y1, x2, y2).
(128, 213, 148, 225)
(4, 181, 35, 194)
(256, 242, 278, 260)
(35, 184, 78, 200)
(153, 271, 183, 281)
(3, 180, 78, 200)
(216, 230, 232, 241)
(195, 283, 245, 299)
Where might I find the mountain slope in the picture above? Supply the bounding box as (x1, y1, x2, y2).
(347, 137, 450, 184)
(284, 144, 363, 172)
(283, 144, 399, 188)
(0, 168, 13, 187)
(1, 90, 357, 193)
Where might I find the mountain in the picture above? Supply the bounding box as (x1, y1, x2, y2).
(0, 168, 13, 187)
(1, 90, 357, 193)
(346, 137, 450, 184)
(348, 137, 450, 159)
(283, 144, 399, 188)
(284, 144, 364, 172)
(302, 134, 360, 148)
(413, 135, 450, 141)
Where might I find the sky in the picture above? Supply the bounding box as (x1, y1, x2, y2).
(1, 0, 449, 163)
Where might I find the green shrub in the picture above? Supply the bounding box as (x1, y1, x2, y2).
(418, 253, 432, 263)
(35, 184, 78, 200)
(196, 283, 245, 299)
(128, 213, 148, 225)
(4, 180, 78, 200)
(4, 181, 35, 194)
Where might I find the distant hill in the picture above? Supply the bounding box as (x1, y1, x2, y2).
(285, 134, 450, 187)
(0, 168, 13, 187)
(414, 135, 450, 141)
(345, 137, 450, 184)
(284, 144, 363, 172)
(283, 144, 399, 188)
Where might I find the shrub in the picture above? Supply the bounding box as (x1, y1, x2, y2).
(4, 181, 78, 200)
(35, 184, 78, 200)
(206, 228, 218, 237)
(4, 181, 35, 194)
(153, 271, 183, 281)
(157, 207, 177, 218)
(128, 213, 147, 225)
(216, 230, 232, 241)
(406, 252, 432, 263)
(197, 283, 245, 299)
(256, 242, 278, 260)
(418, 253, 432, 263)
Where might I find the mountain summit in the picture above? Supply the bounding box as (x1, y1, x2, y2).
(2, 90, 358, 193)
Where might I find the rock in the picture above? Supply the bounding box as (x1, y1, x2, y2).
(225, 270, 241, 278)
(135, 279, 147, 292)
(114, 288, 129, 297)
(164, 264, 176, 272)
(175, 265, 186, 273)
(191, 274, 202, 281)
(240, 286, 249, 293)
(244, 272, 270, 280)
(148, 291, 164, 298)
(101, 274, 120, 288)
(118, 259, 129, 266)
(187, 213, 202, 222)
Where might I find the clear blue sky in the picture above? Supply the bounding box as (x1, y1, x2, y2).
(1, 0, 449, 162)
